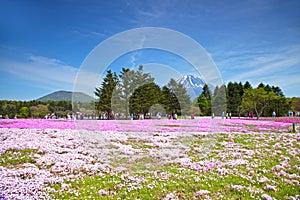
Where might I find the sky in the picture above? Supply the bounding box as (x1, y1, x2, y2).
(0, 0, 299, 100)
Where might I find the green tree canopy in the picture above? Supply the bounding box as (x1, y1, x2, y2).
(129, 82, 161, 115)
(197, 93, 208, 116)
(19, 107, 30, 118)
(242, 87, 279, 119)
(164, 78, 191, 116)
(212, 84, 227, 116)
(118, 66, 154, 118)
(95, 70, 119, 119)
(227, 82, 243, 116)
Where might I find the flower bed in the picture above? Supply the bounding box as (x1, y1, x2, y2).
(0, 118, 298, 199)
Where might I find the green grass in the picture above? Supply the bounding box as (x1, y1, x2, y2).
(0, 148, 43, 167)
(49, 131, 299, 199)
(2, 132, 297, 199)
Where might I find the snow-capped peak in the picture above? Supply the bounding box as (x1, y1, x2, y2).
(178, 75, 205, 88)
(177, 75, 206, 99)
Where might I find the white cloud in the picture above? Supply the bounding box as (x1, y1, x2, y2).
(229, 45, 300, 80)
(220, 44, 300, 96)
(0, 54, 78, 91)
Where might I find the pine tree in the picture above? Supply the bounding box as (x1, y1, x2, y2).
(202, 84, 212, 100)
(212, 84, 226, 116)
(227, 82, 243, 116)
(197, 94, 208, 116)
(118, 68, 135, 118)
(118, 66, 154, 118)
(243, 81, 252, 90)
(94, 70, 119, 119)
(129, 83, 161, 116)
(161, 86, 174, 114)
(165, 78, 191, 116)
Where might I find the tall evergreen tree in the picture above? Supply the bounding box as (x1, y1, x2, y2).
(165, 78, 191, 116)
(95, 70, 119, 119)
(202, 84, 212, 100)
(198, 84, 212, 115)
(197, 94, 208, 116)
(257, 82, 265, 89)
(212, 84, 227, 116)
(129, 83, 161, 116)
(118, 68, 136, 118)
(118, 66, 154, 118)
(227, 82, 243, 116)
(161, 86, 175, 114)
(135, 65, 155, 86)
(243, 81, 252, 90)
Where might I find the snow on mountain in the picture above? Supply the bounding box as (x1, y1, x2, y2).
(177, 75, 206, 99)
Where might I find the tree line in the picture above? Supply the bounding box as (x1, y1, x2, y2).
(0, 100, 72, 119)
(95, 66, 296, 119)
(197, 81, 292, 119)
(94, 66, 191, 119)
(1, 65, 299, 119)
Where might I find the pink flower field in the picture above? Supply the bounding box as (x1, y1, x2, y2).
(0, 118, 299, 199)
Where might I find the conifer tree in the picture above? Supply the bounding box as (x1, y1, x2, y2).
(94, 70, 119, 119)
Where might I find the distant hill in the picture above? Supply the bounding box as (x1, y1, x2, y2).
(37, 91, 95, 102)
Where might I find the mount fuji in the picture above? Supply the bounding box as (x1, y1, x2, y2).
(177, 75, 206, 100)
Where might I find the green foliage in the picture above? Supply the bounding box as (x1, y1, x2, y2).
(199, 84, 212, 115)
(195, 81, 290, 117)
(129, 83, 161, 115)
(197, 94, 208, 116)
(190, 98, 201, 116)
(202, 84, 212, 100)
(95, 67, 191, 118)
(0, 149, 42, 167)
(19, 106, 30, 118)
(117, 66, 155, 118)
(242, 87, 279, 119)
(30, 104, 49, 118)
(212, 84, 227, 116)
(95, 70, 119, 119)
(165, 78, 191, 115)
(0, 100, 77, 118)
(227, 82, 244, 116)
(287, 97, 300, 111)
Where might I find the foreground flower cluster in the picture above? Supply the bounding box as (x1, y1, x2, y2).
(0, 117, 293, 133)
(0, 118, 299, 199)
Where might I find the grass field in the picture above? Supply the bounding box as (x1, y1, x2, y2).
(0, 118, 299, 199)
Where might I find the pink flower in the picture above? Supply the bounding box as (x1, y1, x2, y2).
(265, 185, 276, 191)
(164, 192, 176, 200)
(231, 185, 244, 192)
(195, 190, 210, 196)
(258, 177, 269, 183)
(98, 189, 108, 195)
(262, 194, 273, 200)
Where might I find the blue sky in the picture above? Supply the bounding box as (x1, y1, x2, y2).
(0, 0, 299, 100)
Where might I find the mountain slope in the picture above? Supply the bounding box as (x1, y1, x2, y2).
(37, 91, 94, 102)
(177, 75, 205, 99)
